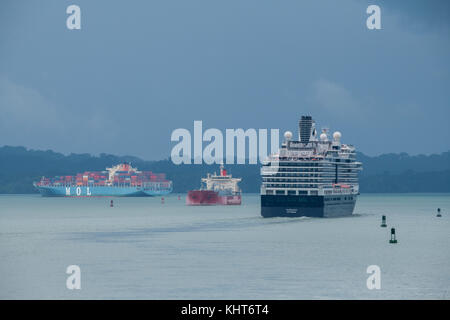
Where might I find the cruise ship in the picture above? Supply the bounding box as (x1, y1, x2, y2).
(260, 116, 362, 217)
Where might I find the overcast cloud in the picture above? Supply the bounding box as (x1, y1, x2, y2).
(0, 0, 449, 159)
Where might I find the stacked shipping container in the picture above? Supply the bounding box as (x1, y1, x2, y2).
(37, 168, 170, 187)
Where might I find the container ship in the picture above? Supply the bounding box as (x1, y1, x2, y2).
(34, 163, 172, 197)
(260, 115, 362, 218)
(186, 165, 242, 205)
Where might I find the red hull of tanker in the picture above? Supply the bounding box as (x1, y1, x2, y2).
(186, 190, 241, 206)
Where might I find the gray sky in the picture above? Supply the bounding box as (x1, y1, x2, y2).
(0, 0, 449, 159)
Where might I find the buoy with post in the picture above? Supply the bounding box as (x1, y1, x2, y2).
(389, 228, 398, 244)
(381, 215, 387, 227)
(161, 197, 164, 204)
(437, 208, 442, 217)
(110, 200, 114, 207)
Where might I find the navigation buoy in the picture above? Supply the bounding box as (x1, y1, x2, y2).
(381, 215, 387, 227)
(161, 197, 164, 204)
(178, 195, 181, 200)
(389, 228, 398, 244)
(110, 200, 114, 207)
(437, 208, 442, 217)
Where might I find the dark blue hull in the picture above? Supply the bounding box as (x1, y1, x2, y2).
(261, 195, 356, 218)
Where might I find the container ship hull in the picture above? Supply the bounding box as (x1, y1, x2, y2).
(186, 190, 241, 206)
(261, 195, 357, 218)
(33, 163, 173, 197)
(35, 185, 172, 197)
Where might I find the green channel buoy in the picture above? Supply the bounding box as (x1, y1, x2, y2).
(389, 228, 398, 244)
(381, 215, 387, 227)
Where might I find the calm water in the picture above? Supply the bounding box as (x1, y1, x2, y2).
(0, 193, 449, 299)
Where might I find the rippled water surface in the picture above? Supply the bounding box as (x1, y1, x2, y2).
(0, 193, 449, 299)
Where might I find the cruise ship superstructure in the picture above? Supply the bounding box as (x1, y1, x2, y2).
(260, 116, 362, 217)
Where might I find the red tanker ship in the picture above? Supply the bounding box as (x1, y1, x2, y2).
(186, 165, 242, 206)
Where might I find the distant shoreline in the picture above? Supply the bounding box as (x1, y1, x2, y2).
(1, 146, 450, 194)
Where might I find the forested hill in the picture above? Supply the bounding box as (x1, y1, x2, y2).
(0, 146, 449, 194)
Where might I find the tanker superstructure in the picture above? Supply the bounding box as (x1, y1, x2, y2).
(34, 163, 172, 197)
(186, 165, 242, 205)
(260, 116, 362, 218)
